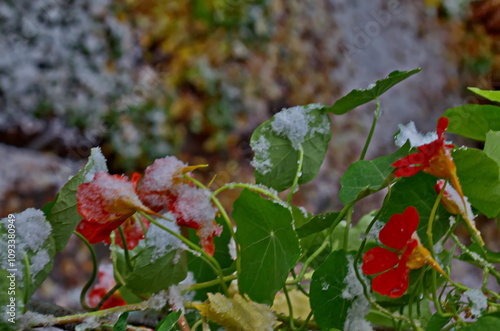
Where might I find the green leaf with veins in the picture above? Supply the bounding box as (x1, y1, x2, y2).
(250, 104, 331, 192)
(325, 68, 421, 114)
(339, 144, 410, 205)
(233, 189, 300, 304)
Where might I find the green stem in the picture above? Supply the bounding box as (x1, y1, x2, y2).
(213, 183, 281, 201)
(343, 207, 353, 251)
(427, 180, 446, 314)
(288, 144, 304, 203)
(187, 275, 237, 292)
(117, 226, 133, 273)
(359, 98, 381, 161)
(94, 284, 122, 311)
(283, 287, 296, 330)
(140, 212, 229, 295)
(294, 201, 355, 284)
(74, 231, 98, 312)
(22, 253, 31, 310)
(184, 175, 241, 276)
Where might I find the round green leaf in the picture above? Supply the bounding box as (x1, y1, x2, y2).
(453, 148, 500, 218)
(233, 189, 300, 304)
(444, 104, 500, 141)
(250, 104, 331, 192)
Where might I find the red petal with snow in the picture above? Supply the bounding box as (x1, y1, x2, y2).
(362, 247, 399, 275)
(76, 218, 128, 244)
(379, 206, 419, 251)
(371, 264, 410, 298)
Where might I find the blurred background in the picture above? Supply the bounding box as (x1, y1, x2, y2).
(1, 0, 499, 308)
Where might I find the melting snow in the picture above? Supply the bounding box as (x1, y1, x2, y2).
(145, 212, 185, 262)
(394, 121, 438, 148)
(342, 256, 372, 331)
(465, 289, 487, 316)
(271, 103, 329, 150)
(83, 147, 108, 183)
(250, 134, 273, 175)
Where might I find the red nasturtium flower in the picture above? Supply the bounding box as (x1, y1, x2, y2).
(87, 264, 126, 310)
(76, 172, 155, 244)
(392, 117, 464, 198)
(362, 207, 445, 298)
(138, 156, 221, 256)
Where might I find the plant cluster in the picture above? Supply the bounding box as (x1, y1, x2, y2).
(2, 69, 500, 330)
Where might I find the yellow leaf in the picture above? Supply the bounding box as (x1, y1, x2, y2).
(193, 293, 277, 331)
(272, 289, 311, 321)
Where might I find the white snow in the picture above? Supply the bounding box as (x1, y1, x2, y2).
(146, 291, 170, 311)
(20, 311, 56, 329)
(464, 289, 487, 316)
(75, 316, 100, 331)
(140, 156, 187, 192)
(250, 134, 273, 175)
(0, 208, 52, 282)
(30, 249, 50, 282)
(342, 256, 372, 331)
(271, 104, 328, 150)
(394, 121, 438, 148)
(145, 212, 185, 262)
(83, 147, 108, 183)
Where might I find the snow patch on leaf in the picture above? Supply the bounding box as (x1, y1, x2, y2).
(395, 121, 437, 148)
(145, 213, 185, 263)
(250, 134, 273, 175)
(342, 256, 372, 331)
(271, 103, 328, 150)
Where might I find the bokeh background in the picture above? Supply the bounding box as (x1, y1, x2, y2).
(1, 0, 499, 308)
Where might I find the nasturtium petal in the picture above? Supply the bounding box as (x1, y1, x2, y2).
(379, 206, 419, 250)
(233, 190, 300, 304)
(48, 147, 108, 251)
(371, 265, 409, 298)
(325, 68, 421, 114)
(362, 247, 399, 275)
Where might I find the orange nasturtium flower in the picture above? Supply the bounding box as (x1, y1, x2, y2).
(103, 215, 150, 250)
(362, 207, 445, 298)
(392, 117, 463, 198)
(76, 172, 156, 245)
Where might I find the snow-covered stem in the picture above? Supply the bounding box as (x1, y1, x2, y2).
(287, 144, 304, 203)
(451, 234, 500, 286)
(74, 231, 98, 312)
(140, 212, 229, 295)
(359, 98, 381, 161)
(28, 301, 152, 328)
(213, 183, 281, 201)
